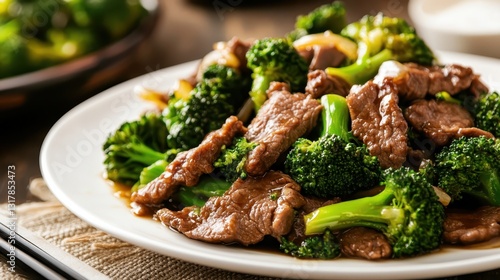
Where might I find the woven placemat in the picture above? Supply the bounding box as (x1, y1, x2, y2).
(0, 178, 283, 280)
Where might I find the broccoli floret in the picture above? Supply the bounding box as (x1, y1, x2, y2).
(172, 175, 232, 208)
(433, 136, 500, 206)
(284, 94, 381, 198)
(164, 64, 250, 150)
(280, 229, 340, 259)
(245, 37, 309, 111)
(326, 13, 435, 85)
(474, 91, 500, 137)
(287, 1, 347, 41)
(304, 167, 445, 258)
(213, 136, 258, 183)
(103, 113, 177, 186)
(200, 63, 251, 106)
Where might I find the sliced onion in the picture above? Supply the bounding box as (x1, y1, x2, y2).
(196, 42, 240, 80)
(172, 79, 193, 100)
(433, 186, 452, 207)
(135, 85, 168, 110)
(293, 31, 358, 61)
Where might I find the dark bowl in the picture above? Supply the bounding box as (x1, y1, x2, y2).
(0, 0, 160, 120)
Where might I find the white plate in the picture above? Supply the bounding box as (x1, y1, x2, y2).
(41, 53, 500, 279)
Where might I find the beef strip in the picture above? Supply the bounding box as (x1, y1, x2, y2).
(374, 61, 429, 101)
(305, 69, 351, 98)
(346, 80, 409, 169)
(455, 127, 495, 139)
(244, 82, 323, 176)
(298, 45, 346, 70)
(469, 76, 490, 98)
(226, 36, 251, 73)
(338, 227, 392, 260)
(374, 61, 489, 102)
(426, 63, 477, 95)
(156, 171, 305, 245)
(406, 147, 430, 169)
(310, 45, 346, 70)
(131, 116, 246, 206)
(443, 206, 500, 245)
(404, 99, 494, 147)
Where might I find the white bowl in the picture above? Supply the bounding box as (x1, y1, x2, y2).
(408, 0, 500, 58)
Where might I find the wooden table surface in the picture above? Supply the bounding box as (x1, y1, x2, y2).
(1, 0, 499, 279)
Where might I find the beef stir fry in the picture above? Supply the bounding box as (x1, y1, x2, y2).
(103, 2, 500, 260)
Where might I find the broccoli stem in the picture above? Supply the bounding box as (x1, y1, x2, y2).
(250, 74, 273, 111)
(174, 176, 232, 207)
(140, 159, 167, 182)
(132, 159, 168, 192)
(175, 191, 207, 208)
(320, 94, 351, 141)
(304, 187, 400, 235)
(326, 48, 392, 85)
(126, 143, 167, 165)
(435, 91, 461, 105)
(303, 164, 444, 258)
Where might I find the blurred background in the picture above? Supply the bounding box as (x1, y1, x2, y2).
(1, 0, 408, 201)
(3, 3, 500, 279)
(140, 0, 411, 67)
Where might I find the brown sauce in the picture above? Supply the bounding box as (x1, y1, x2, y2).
(107, 181, 500, 259)
(108, 181, 153, 217)
(111, 181, 132, 205)
(109, 181, 169, 217)
(450, 237, 500, 250)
